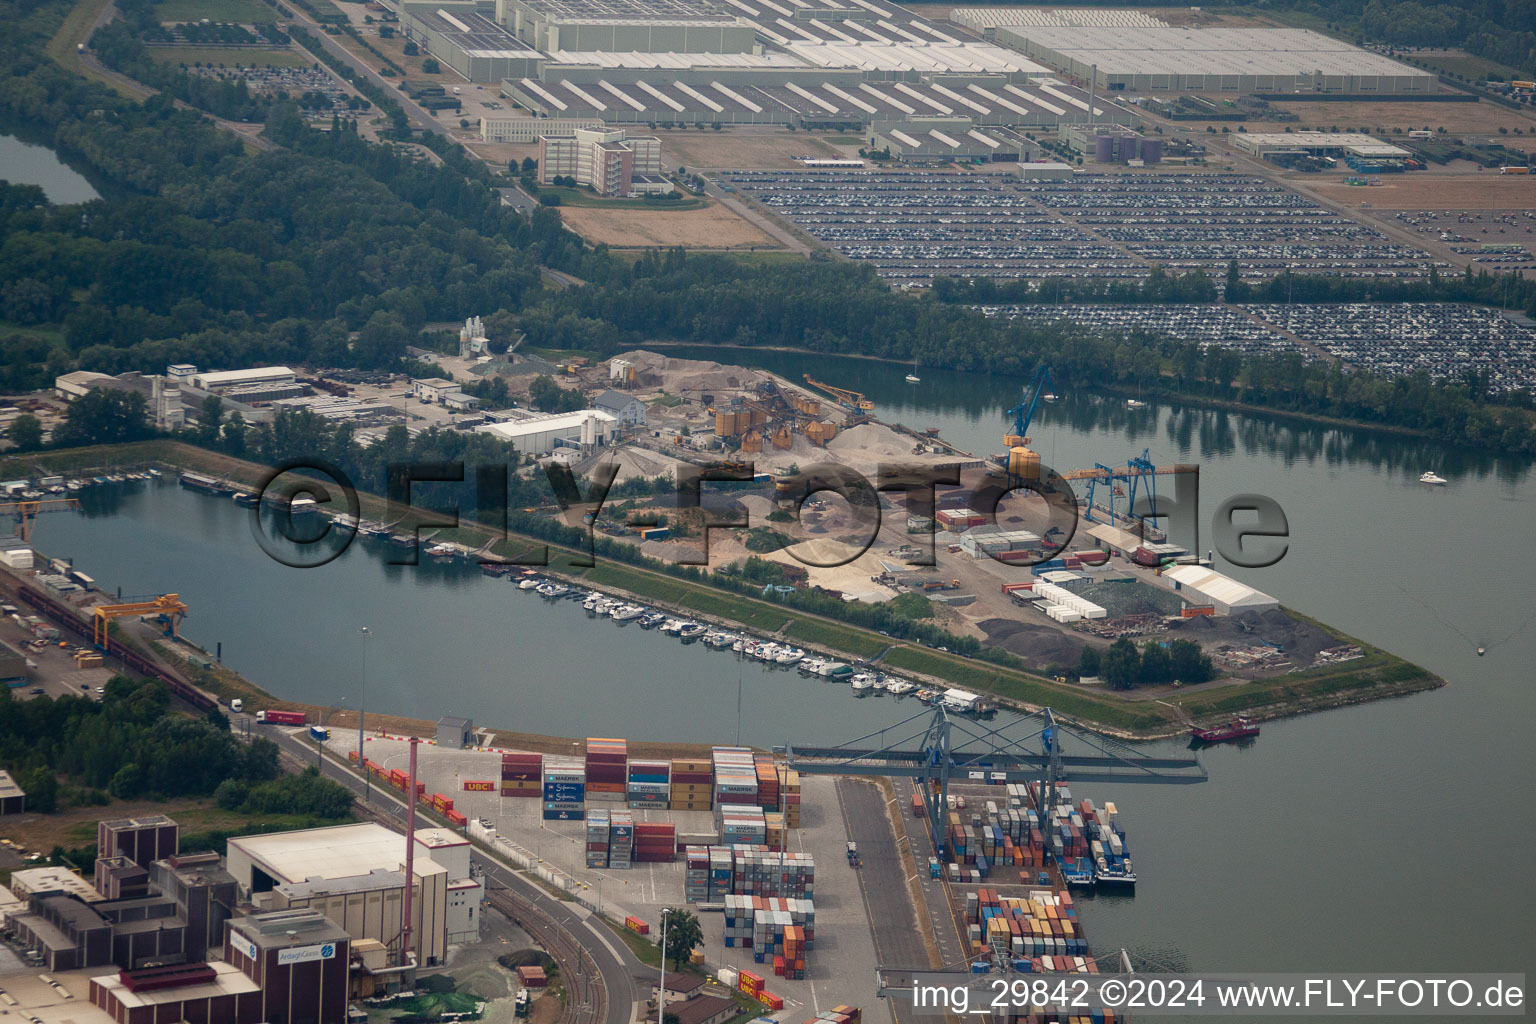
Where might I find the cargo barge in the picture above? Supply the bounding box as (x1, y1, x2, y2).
(1190, 717, 1260, 744)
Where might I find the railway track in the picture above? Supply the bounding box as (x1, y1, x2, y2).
(486, 887, 607, 1024)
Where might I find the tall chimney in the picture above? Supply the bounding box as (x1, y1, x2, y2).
(403, 736, 418, 965)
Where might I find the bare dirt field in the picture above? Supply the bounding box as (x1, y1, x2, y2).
(556, 201, 778, 248)
(1268, 99, 1536, 135)
(660, 131, 837, 169)
(1307, 174, 1536, 209)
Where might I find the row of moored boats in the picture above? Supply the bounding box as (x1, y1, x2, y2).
(511, 573, 927, 697)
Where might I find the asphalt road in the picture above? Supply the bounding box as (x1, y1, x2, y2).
(254, 722, 642, 1024)
(837, 777, 936, 1024)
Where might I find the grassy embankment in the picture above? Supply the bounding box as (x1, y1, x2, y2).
(0, 441, 1443, 738)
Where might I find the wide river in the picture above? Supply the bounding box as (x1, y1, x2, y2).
(31, 350, 1536, 1008)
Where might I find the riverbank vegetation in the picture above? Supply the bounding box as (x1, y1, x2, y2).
(0, 0, 1533, 456)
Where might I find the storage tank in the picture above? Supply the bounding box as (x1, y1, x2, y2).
(1138, 138, 1162, 164)
(1008, 446, 1041, 480)
(1095, 135, 1114, 163)
(715, 410, 739, 437)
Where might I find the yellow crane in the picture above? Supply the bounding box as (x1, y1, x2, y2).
(802, 375, 873, 412)
(93, 594, 187, 647)
(0, 497, 79, 542)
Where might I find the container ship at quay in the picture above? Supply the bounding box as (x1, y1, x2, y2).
(1026, 782, 1136, 888)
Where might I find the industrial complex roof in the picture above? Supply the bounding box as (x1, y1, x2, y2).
(996, 27, 1431, 79)
(95, 961, 262, 1007)
(1235, 131, 1411, 158)
(230, 823, 446, 884)
(10, 867, 104, 903)
(415, 7, 540, 55)
(545, 49, 807, 67)
(951, 7, 1170, 30)
(782, 40, 1048, 73)
(516, 0, 736, 22)
(508, 73, 1104, 121)
(476, 409, 617, 440)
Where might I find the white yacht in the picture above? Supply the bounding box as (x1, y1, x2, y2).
(884, 678, 916, 696)
(1419, 471, 1447, 486)
(582, 591, 606, 610)
(850, 673, 874, 693)
(905, 359, 921, 383)
(678, 622, 707, 640)
(775, 647, 805, 666)
(732, 637, 747, 652)
(518, 576, 542, 590)
(1126, 398, 1146, 410)
(800, 657, 826, 675)
(611, 603, 644, 622)
(661, 618, 686, 635)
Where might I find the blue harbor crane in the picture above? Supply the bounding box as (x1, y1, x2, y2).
(783, 704, 1204, 872)
(1004, 365, 1057, 448)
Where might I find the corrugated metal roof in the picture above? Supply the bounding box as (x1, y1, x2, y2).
(1163, 564, 1276, 608)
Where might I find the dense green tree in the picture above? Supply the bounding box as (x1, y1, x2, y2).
(1078, 645, 1101, 679)
(1101, 638, 1142, 691)
(659, 908, 703, 970)
(54, 390, 151, 447)
(7, 413, 42, 451)
(528, 375, 584, 412)
(1140, 641, 1173, 685)
(1168, 639, 1216, 684)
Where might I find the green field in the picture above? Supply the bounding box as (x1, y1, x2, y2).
(782, 617, 886, 658)
(145, 44, 310, 67)
(153, 0, 276, 22)
(1413, 50, 1525, 82)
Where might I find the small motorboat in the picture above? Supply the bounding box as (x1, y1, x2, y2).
(678, 622, 707, 640)
(1126, 398, 1146, 410)
(611, 603, 644, 622)
(518, 576, 542, 590)
(850, 673, 875, 693)
(1419, 471, 1447, 486)
(905, 359, 921, 383)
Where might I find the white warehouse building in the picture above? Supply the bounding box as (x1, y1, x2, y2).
(1161, 564, 1279, 615)
(476, 409, 618, 454)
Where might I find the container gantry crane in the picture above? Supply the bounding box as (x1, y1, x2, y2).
(0, 497, 79, 542)
(93, 594, 187, 647)
(1065, 449, 1197, 526)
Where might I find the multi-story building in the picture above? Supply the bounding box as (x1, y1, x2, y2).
(538, 127, 670, 196)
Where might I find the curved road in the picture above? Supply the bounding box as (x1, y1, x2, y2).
(257, 723, 641, 1024)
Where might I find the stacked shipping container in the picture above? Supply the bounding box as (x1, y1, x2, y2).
(712, 748, 758, 808)
(731, 849, 814, 898)
(755, 753, 778, 811)
(965, 888, 1089, 959)
(502, 752, 542, 798)
(585, 738, 627, 802)
(721, 895, 815, 952)
(670, 759, 713, 811)
(633, 823, 675, 863)
(543, 758, 585, 820)
(627, 760, 670, 809)
(586, 810, 610, 868)
(777, 766, 801, 827)
(717, 803, 767, 846)
(609, 809, 633, 868)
